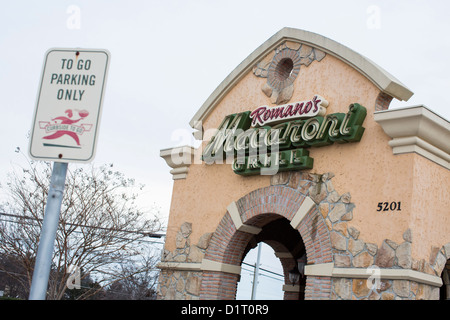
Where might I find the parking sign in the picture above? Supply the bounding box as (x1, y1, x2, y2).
(29, 48, 110, 162)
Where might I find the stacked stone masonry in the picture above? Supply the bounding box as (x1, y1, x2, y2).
(157, 172, 449, 300)
(157, 222, 212, 300)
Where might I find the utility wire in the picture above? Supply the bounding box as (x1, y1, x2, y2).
(241, 266, 284, 282)
(0, 211, 166, 241)
(0, 218, 165, 246)
(242, 261, 284, 278)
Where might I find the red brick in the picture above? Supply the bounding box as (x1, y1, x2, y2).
(200, 183, 333, 300)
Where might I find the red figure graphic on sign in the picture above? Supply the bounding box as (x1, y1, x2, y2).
(43, 109, 89, 146)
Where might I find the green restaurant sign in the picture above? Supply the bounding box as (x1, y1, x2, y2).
(202, 95, 367, 176)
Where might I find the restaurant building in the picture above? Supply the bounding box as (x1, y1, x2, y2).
(158, 28, 450, 300)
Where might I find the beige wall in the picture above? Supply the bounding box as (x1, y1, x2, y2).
(164, 50, 450, 263)
(410, 154, 450, 258)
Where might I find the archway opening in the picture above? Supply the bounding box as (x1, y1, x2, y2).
(236, 243, 284, 300)
(237, 216, 307, 300)
(200, 185, 333, 300)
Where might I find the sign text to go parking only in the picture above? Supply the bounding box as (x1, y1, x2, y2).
(29, 48, 110, 162)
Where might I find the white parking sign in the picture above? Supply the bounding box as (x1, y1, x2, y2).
(29, 48, 110, 162)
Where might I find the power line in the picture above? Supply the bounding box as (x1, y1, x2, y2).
(0, 211, 166, 240)
(0, 219, 165, 246)
(241, 266, 284, 282)
(0, 217, 166, 246)
(242, 261, 284, 278)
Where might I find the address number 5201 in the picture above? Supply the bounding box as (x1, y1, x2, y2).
(377, 201, 402, 212)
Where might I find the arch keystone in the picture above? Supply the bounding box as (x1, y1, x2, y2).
(290, 196, 316, 229)
(227, 201, 262, 234)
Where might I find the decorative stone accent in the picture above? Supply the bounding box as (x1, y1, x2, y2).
(253, 41, 326, 105)
(366, 243, 378, 256)
(375, 241, 395, 268)
(330, 231, 347, 251)
(328, 203, 347, 223)
(352, 252, 373, 268)
(393, 280, 410, 298)
(180, 222, 192, 238)
(396, 242, 412, 269)
(197, 232, 213, 250)
(353, 279, 370, 298)
(403, 228, 412, 243)
(268, 171, 444, 300)
(186, 275, 201, 296)
(159, 171, 447, 300)
(381, 292, 395, 300)
(348, 226, 360, 240)
(348, 239, 364, 256)
(270, 171, 290, 185)
(378, 280, 392, 293)
(157, 223, 213, 300)
(334, 222, 348, 237)
(334, 254, 351, 267)
(444, 243, 450, 258)
(333, 278, 352, 300)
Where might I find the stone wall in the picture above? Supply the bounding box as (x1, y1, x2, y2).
(273, 171, 446, 300)
(157, 172, 448, 300)
(157, 222, 212, 300)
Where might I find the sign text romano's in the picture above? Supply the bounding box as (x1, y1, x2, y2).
(202, 95, 367, 176)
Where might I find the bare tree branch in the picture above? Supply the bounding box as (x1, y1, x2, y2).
(0, 161, 164, 300)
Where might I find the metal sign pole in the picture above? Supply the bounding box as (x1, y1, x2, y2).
(28, 162, 68, 300)
(28, 47, 109, 299)
(251, 243, 262, 300)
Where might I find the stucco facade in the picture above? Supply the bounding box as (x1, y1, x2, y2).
(158, 28, 450, 300)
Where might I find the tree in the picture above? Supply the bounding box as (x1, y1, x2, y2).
(0, 160, 164, 300)
(102, 254, 158, 300)
(0, 254, 29, 299)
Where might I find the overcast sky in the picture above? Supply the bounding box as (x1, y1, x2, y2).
(1, 0, 450, 299)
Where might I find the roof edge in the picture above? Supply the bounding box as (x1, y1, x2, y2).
(189, 27, 414, 128)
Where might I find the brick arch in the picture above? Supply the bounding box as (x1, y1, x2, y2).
(200, 185, 333, 300)
(375, 91, 393, 111)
